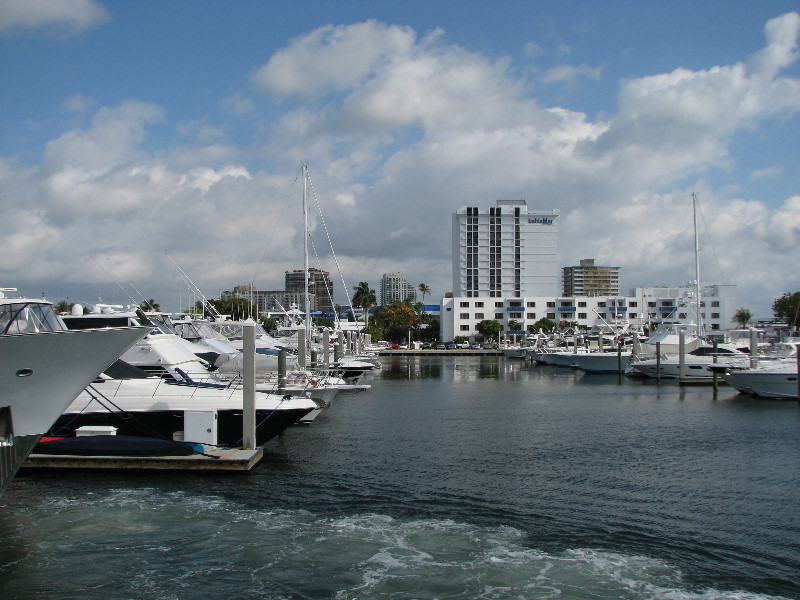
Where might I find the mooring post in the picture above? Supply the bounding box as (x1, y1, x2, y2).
(323, 330, 330, 366)
(656, 342, 662, 383)
(298, 328, 306, 370)
(712, 340, 718, 395)
(679, 330, 686, 383)
(242, 321, 256, 450)
(278, 349, 286, 393)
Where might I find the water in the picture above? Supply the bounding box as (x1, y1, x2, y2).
(1, 356, 799, 599)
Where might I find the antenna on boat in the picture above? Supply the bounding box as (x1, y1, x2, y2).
(166, 254, 222, 320)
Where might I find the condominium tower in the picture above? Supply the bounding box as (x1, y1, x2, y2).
(285, 268, 334, 311)
(452, 200, 560, 298)
(562, 258, 620, 297)
(380, 272, 417, 306)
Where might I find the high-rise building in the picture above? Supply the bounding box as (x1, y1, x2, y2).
(223, 286, 315, 314)
(562, 259, 620, 297)
(285, 268, 334, 311)
(380, 272, 417, 306)
(451, 200, 559, 298)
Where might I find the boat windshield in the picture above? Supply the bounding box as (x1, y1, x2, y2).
(0, 302, 66, 335)
(186, 321, 230, 342)
(210, 321, 268, 340)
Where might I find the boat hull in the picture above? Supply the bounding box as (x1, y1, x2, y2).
(1, 326, 148, 494)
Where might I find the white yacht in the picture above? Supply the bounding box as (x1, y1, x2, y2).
(1, 292, 147, 494)
(722, 359, 799, 399)
(50, 373, 318, 446)
(721, 341, 799, 399)
(625, 343, 748, 380)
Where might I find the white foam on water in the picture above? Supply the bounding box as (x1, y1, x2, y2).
(5, 491, 793, 600)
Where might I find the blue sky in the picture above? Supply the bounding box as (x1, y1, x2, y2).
(1, 0, 799, 317)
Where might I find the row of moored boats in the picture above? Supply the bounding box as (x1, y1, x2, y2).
(502, 323, 799, 399)
(1, 293, 378, 495)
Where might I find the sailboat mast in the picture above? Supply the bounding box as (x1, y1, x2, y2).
(692, 192, 702, 337)
(302, 164, 312, 347)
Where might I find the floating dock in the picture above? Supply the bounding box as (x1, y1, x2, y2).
(22, 446, 263, 472)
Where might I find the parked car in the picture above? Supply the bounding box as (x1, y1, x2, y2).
(457, 342, 470, 349)
(435, 343, 446, 350)
(470, 343, 481, 349)
(446, 342, 457, 349)
(421, 342, 431, 349)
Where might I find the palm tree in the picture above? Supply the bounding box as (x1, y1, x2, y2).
(352, 282, 376, 328)
(418, 283, 431, 305)
(734, 307, 752, 328)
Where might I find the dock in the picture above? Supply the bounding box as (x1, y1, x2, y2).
(379, 349, 503, 356)
(22, 446, 263, 472)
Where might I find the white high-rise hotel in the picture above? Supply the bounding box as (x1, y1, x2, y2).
(451, 200, 560, 298)
(441, 199, 737, 341)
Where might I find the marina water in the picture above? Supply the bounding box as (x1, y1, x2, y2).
(2, 355, 798, 599)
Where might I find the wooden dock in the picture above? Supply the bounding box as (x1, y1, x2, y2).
(22, 446, 263, 472)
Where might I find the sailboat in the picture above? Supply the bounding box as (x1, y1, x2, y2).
(626, 193, 737, 380)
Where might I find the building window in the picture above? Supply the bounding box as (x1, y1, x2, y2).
(547, 313, 556, 319)
(495, 313, 503, 319)
(578, 313, 587, 319)
(630, 313, 637, 318)
(527, 301, 536, 307)
(711, 312, 720, 318)
(475, 313, 484, 319)
(629, 301, 638, 307)
(495, 302, 504, 307)
(547, 302, 555, 307)
(460, 325, 470, 331)
(597, 302, 606, 307)
(678, 313, 687, 319)
(578, 302, 587, 307)
(460, 301, 470, 308)
(711, 301, 720, 307)
(648, 302, 656, 307)
(475, 301, 484, 307)
(460, 313, 469, 319)
(527, 313, 536, 319)
(510, 313, 522, 319)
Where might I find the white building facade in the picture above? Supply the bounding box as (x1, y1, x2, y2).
(380, 272, 417, 306)
(452, 200, 560, 298)
(440, 284, 739, 341)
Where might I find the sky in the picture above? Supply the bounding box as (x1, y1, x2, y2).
(1, 0, 799, 318)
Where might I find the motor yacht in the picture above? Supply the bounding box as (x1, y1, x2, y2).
(1, 292, 147, 493)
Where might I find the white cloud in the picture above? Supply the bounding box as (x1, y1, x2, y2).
(250, 20, 417, 98)
(0, 0, 110, 35)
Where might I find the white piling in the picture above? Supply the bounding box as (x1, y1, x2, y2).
(242, 321, 256, 450)
(298, 328, 307, 369)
